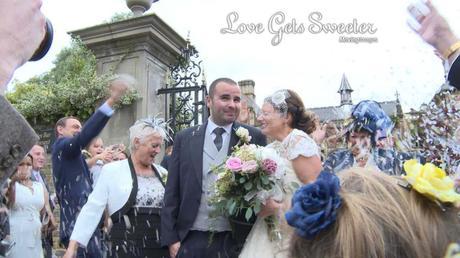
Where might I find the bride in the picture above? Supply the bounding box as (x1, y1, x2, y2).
(239, 89, 322, 258)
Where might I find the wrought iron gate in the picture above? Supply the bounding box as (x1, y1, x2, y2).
(157, 40, 208, 137)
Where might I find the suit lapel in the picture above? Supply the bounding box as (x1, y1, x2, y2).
(228, 122, 240, 155)
(39, 171, 51, 192)
(191, 121, 207, 185)
(81, 155, 93, 186)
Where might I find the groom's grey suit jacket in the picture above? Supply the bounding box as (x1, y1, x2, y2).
(161, 121, 266, 247)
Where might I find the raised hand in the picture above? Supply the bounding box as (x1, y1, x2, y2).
(98, 148, 113, 163)
(408, 1, 458, 58)
(107, 80, 129, 107)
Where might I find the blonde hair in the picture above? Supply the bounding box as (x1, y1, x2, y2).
(290, 168, 460, 258)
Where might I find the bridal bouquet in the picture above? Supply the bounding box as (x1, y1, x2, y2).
(211, 128, 287, 241)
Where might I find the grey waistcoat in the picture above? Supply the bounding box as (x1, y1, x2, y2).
(191, 130, 231, 232)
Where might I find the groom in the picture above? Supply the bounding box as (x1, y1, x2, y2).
(161, 78, 267, 258)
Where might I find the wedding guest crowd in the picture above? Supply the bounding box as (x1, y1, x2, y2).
(323, 100, 422, 175)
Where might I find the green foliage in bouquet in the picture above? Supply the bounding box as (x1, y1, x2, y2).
(211, 143, 283, 222)
(6, 38, 139, 125)
(214, 166, 272, 221)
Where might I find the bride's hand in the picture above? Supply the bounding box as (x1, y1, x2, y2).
(258, 199, 282, 218)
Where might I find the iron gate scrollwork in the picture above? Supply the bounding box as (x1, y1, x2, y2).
(157, 39, 208, 138)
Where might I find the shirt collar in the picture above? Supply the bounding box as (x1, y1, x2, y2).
(207, 117, 233, 135)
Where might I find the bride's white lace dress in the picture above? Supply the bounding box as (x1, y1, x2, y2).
(239, 129, 320, 258)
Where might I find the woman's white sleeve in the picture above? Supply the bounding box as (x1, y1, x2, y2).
(69, 167, 110, 247)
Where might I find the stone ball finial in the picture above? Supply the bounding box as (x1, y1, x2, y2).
(126, 0, 155, 16)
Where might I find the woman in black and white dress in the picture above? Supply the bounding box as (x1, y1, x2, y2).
(63, 117, 171, 258)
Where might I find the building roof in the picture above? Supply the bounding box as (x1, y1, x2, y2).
(310, 100, 399, 122)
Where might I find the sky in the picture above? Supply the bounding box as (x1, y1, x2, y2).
(9, 0, 460, 112)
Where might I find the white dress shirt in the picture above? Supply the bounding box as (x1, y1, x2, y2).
(206, 118, 233, 144)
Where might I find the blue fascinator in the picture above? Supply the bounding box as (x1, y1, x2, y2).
(345, 100, 394, 137)
(285, 171, 342, 239)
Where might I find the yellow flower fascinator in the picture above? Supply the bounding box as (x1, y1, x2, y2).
(444, 243, 460, 258)
(403, 159, 460, 203)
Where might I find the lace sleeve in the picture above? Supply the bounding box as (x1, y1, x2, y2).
(286, 130, 320, 160)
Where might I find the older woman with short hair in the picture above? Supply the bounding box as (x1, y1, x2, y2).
(63, 117, 171, 258)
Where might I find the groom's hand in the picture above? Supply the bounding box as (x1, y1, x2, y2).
(169, 241, 181, 258)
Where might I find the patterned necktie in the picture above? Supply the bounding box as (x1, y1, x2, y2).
(213, 127, 225, 151)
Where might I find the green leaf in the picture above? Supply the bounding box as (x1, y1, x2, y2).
(254, 201, 261, 214)
(244, 182, 253, 191)
(229, 201, 237, 215)
(261, 176, 270, 185)
(256, 180, 262, 190)
(239, 176, 246, 184)
(245, 208, 253, 222)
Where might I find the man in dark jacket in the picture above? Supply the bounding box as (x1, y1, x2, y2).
(52, 77, 129, 257)
(161, 78, 267, 258)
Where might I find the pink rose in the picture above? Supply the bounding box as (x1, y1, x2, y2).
(262, 159, 277, 175)
(241, 160, 258, 173)
(226, 157, 243, 172)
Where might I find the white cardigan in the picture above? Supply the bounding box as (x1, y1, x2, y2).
(70, 159, 167, 246)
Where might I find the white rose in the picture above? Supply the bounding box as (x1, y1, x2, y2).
(236, 127, 252, 143)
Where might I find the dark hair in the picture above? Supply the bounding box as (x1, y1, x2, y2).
(345, 127, 372, 144)
(55, 116, 79, 137)
(267, 89, 317, 134)
(6, 154, 33, 209)
(208, 78, 238, 97)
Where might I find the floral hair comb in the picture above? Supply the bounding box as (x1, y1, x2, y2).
(401, 159, 460, 206)
(285, 171, 342, 239)
(264, 90, 290, 115)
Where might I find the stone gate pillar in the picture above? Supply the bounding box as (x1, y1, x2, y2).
(69, 14, 186, 146)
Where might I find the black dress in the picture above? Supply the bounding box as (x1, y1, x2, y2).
(105, 157, 169, 258)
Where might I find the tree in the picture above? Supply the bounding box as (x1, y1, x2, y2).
(6, 38, 138, 125)
(107, 12, 135, 23)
